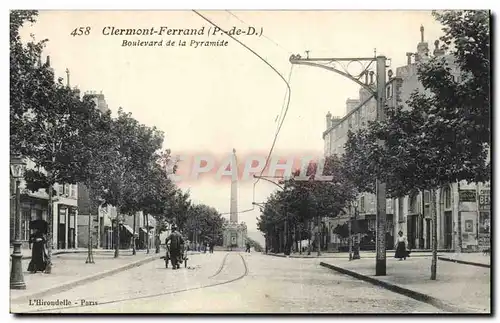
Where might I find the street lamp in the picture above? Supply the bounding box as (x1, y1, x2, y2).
(10, 156, 27, 290)
(352, 200, 360, 260)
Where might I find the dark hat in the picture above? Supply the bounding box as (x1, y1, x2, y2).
(171, 224, 177, 230)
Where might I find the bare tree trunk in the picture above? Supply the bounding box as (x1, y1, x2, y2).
(456, 181, 462, 253)
(317, 215, 321, 256)
(308, 221, 311, 255)
(132, 212, 136, 255)
(146, 215, 150, 254)
(431, 188, 438, 280)
(44, 180, 54, 274)
(114, 210, 120, 258)
(475, 183, 482, 252)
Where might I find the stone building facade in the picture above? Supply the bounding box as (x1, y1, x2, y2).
(322, 26, 490, 252)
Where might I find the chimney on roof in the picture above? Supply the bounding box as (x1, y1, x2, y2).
(433, 40, 445, 57)
(46, 56, 51, 67)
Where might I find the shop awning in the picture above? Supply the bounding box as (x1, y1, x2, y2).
(122, 224, 134, 235)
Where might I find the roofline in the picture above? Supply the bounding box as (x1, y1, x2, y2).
(322, 78, 398, 139)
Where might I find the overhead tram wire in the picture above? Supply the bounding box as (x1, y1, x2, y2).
(192, 10, 293, 215)
(222, 10, 294, 138)
(224, 10, 293, 55)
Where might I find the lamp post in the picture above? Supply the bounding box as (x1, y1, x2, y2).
(10, 156, 27, 290)
(352, 200, 360, 260)
(349, 204, 353, 261)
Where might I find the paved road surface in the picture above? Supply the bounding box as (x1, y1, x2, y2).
(12, 252, 443, 313)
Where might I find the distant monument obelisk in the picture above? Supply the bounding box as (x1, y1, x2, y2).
(230, 148, 238, 223)
(223, 149, 247, 250)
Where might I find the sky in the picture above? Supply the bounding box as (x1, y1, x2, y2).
(19, 10, 445, 245)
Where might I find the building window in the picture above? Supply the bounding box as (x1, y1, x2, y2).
(71, 184, 76, 198)
(398, 197, 404, 223)
(386, 84, 393, 98)
(444, 186, 451, 209)
(64, 184, 70, 195)
(368, 219, 376, 231)
(409, 194, 418, 214)
(21, 208, 31, 241)
(360, 196, 365, 213)
(424, 191, 430, 204)
(58, 184, 64, 195)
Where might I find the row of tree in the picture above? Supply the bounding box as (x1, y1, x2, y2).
(10, 11, 225, 272)
(257, 156, 358, 254)
(257, 10, 490, 279)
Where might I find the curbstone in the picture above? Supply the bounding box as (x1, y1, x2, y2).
(264, 253, 434, 259)
(319, 261, 484, 313)
(11, 254, 161, 304)
(438, 256, 490, 268)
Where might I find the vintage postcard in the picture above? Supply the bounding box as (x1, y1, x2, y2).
(9, 10, 491, 314)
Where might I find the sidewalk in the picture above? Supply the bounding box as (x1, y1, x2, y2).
(9, 247, 166, 260)
(10, 250, 162, 303)
(438, 253, 490, 267)
(266, 250, 439, 258)
(320, 256, 490, 313)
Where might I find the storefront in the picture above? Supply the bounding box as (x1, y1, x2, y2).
(57, 205, 77, 249)
(478, 186, 490, 250)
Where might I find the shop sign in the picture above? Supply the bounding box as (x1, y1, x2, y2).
(479, 190, 490, 211)
(478, 234, 490, 248)
(459, 190, 476, 202)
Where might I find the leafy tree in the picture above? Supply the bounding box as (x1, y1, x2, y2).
(93, 108, 165, 258)
(184, 204, 224, 245)
(10, 10, 50, 156)
(342, 10, 490, 280)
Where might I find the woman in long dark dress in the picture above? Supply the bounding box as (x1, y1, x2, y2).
(394, 230, 409, 261)
(28, 229, 47, 273)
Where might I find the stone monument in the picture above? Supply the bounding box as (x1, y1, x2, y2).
(222, 149, 247, 249)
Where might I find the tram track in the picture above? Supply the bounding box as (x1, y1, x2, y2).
(22, 253, 248, 313)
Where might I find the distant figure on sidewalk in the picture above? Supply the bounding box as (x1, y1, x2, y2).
(209, 241, 214, 253)
(155, 235, 161, 253)
(394, 230, 409, 261)
(28, 228, 47, 273)
(245, 241, 251, 253)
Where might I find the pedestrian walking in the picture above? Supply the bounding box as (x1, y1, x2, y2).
(165, 225, 184, 270)
(209, 241, 214, 253)
(27, 228, 47, 273)
(394, 230, 409, 261)
(155, 235, 161, 253)
(245, 241, 251, 253)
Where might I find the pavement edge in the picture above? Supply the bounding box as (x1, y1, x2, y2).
(437, 256, 490, 268)
(11, 254, 161, 304)
(319, 261, 479, 314)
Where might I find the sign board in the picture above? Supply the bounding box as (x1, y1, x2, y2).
(459, 190, 476, 202)
(479, 190, 490, 211)
(478, 234, 490, 248)
(464, 220, 473, 233)
(479, 212, 490, 234)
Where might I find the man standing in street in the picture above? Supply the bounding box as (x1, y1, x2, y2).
(165, 225, 184, 270)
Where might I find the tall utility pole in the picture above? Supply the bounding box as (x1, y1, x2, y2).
(290, 53, 388, 275)
(374, 56, 387, 275)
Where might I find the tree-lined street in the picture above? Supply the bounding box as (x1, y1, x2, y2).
(10, 9, 491, 314)
(12, 252, 446, 313)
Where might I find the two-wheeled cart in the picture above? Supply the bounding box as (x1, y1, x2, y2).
(162, 245, 188, 268)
